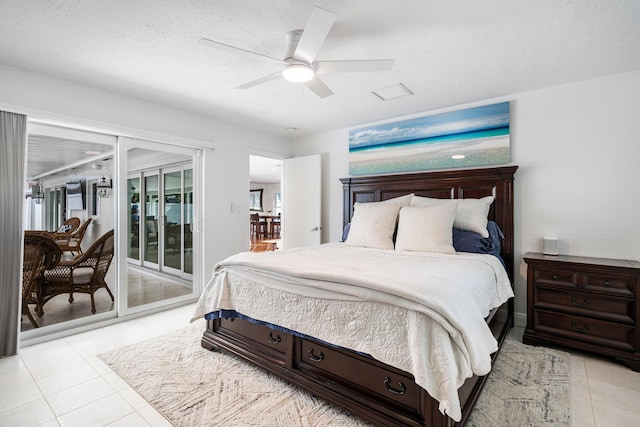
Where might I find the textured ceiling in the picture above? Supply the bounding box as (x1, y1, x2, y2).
(2, 1, 640, 139)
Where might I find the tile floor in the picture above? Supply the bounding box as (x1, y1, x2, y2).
(20, 268, 192, 332)
(2, 310, 640, 426)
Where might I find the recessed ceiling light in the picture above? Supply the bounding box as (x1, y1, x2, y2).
(371, 83, 413, 101)
(85, 150, 101, 155)
(451, 154, 466, 160)
(286, 127, 298, 132)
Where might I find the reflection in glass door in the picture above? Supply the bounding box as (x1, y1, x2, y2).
(163, 168, 183, 275)
(123, 138, 197, 313)
(128, 177, 140, 261)
(161, 166, 193, 278)
(143, 174, 160, 267)
(126, 164, 192, 278)
(184, 169, 193, 275)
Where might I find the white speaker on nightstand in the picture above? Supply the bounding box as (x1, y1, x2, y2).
(543, 236, 559, 256)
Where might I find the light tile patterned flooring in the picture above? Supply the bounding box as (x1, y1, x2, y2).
(2, 312, 639, 426)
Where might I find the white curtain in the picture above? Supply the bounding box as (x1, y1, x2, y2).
(0, 111, 27, 357)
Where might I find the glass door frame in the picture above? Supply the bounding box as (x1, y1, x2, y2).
(117, 137, 202, 317)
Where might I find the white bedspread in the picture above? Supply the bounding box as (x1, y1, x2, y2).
(192, 243, 513, 421)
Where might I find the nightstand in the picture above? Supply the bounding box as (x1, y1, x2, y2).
(523, 252, 640, 371)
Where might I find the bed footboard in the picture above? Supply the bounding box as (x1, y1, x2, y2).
(201, 301, 512, 427)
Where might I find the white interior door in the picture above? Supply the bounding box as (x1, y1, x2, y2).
(282, 154, 321, 249)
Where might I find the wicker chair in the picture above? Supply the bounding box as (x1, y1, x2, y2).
(54, 217, 92, 255)
(54, 217, 81, 234)
(41, 229, 114, 315)
(22, 232, 62, 328)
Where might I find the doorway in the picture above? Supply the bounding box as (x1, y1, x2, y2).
(249, 154, 282, 250)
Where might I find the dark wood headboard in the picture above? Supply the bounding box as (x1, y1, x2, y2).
(340, 165, 518, 281)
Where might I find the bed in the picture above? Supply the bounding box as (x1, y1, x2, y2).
(195, 165, 518, 426)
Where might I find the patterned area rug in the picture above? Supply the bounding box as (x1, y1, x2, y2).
(99, 323, 570, 426)
(467, 339, 571, 426)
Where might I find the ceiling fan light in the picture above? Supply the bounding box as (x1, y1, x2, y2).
(282, 64, 314, 82)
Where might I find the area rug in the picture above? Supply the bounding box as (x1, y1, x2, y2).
(99, 323, 570, 426)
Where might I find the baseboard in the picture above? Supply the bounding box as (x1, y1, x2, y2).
(514, 311, 527, 328)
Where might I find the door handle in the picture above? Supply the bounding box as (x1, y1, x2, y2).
(311, 226, 319, 232)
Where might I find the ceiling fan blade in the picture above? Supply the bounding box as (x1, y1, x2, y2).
(315, 59, 394, 74)
(236, 71, 282, 89)
(198, 37, 282, 63)
(303, 75, 333, 98)
(293, 6, 337, 64)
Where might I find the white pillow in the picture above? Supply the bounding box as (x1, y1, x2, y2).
(410, 195, 494, 238)
(345, 202, 402, 250)
(455, 196, 494, 238)
(380, 193, 414, 207)
(394, 204, 457, 253)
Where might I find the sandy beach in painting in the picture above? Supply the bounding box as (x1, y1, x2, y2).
(349, 135, 510, 175)
(349, 135, 509, 166)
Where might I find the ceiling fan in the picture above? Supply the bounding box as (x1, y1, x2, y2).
(198, 5, 394, 98)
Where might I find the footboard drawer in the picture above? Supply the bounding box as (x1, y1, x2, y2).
(295, 338, 421, 411)
(216, 318, 288, 361)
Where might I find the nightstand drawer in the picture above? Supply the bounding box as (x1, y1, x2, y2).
(534, 310, 635, 352)
(583, 273, 636, 297)
(534, 287, 635, 324)
(532, 266, 579, 289)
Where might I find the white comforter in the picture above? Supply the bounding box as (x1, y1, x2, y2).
(192, 243, 513, 421)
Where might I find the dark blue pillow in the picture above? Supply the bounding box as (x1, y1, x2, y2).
(453, 220, 505, 263)
(341, 223, 351, 242)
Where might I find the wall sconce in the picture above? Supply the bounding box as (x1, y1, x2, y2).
(96, 174, 112, 198)
(26, 183, 44, 204)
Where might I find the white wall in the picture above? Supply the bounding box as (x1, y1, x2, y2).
(0, 64, 291, 289)
(291, 69, 640, 325)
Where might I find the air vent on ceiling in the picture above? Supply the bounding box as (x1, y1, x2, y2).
(372, 83, 413, 101)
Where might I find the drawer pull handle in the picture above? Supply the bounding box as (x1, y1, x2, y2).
(571, 297, 590, 306)
(603, 280, 610, 287)
(384, 377, 407, 395)
(571, 321, 590, 332)
(266, 332, 281, 344)
(308, 348, 325, 362)
(552, 274, 559, 280)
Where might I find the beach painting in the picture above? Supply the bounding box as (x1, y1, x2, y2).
(348, 102, 510, 175)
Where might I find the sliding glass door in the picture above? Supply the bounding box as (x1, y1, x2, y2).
(122, 138, 198, 313)
(21, 122, 117, 337)
(161, 165, 193, 278)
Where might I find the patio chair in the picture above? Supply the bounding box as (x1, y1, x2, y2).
(54, 217, 92, 255)
(22, 232, 62, 328)
(54, 217, 81, 234)
(41, 229, 114, 315)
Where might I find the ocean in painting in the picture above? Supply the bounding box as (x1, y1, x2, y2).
(349, 102, 510, 175)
